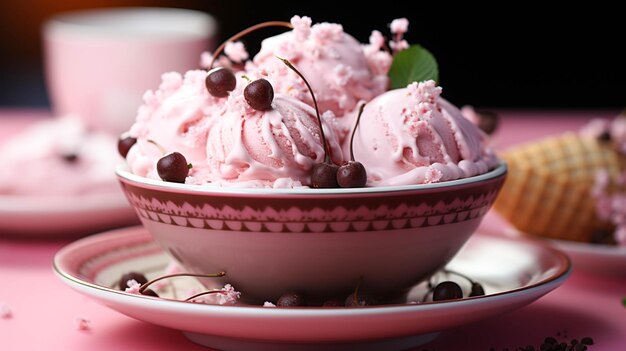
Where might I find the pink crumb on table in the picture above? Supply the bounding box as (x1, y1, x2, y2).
(74, 316, 91, 331)
(1, 302, 12, 318)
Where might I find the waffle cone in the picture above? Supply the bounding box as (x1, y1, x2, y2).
(494, 133, 623, 242)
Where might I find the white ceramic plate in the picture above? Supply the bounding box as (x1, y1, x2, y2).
(53, 227, 570, 350)
(0, 193, 139, 237)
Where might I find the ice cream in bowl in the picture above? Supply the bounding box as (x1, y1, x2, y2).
(115, 16, 506, 304)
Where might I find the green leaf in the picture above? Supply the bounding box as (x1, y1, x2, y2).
(388, 45, 439, 89)
(623, 296, 626, 307)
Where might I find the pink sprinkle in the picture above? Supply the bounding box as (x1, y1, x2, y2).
(615, 225, 626, 245)
(263, 301, 276, 307)
(310, 22, 344, 43)
(158, 72, 184, 92)
(200, 51, 234, 69)
(333, 64, 353, 86)
(1, 303, 12, 319)
(290, 15, 312, 41)
(425, 167, 443, 184)
(611, 117, 626, 153)
(389, 39, 409, 52)
(407, 80, 442, 103)
(75, 316, 91, 331)
(368, 30, 385, 49)
(224, 41, 249, 63)
(390, 18, 409, 34)
(592, 170, 626, 246)
(580, 118, 610, 139)
(199, 51, 213, 69)
(363, 50, 393, 75)
(217, 284, 241, 305)
(124, 279, 142, 295)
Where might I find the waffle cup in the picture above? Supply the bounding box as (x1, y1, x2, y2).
(494, 132, 624, 242)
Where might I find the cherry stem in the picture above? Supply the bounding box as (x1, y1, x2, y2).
(208, 21, 293, 69)
(349, 103, 366, 162)
(184, 289, 226, 302)
(138, 271, 226, 294)
(147, 139, 166, 155)
(351, 276, 364, 305)
(276, 56, 332, 164)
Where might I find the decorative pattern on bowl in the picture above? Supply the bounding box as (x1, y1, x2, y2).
(121, 182, 502, 233)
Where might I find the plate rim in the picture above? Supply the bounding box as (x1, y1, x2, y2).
(53, 226, 571, 315)
(506, 227, 626, 258)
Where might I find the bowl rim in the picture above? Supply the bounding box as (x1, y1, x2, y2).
(116, 162, 507, 196)
(43, 7, 216, 40)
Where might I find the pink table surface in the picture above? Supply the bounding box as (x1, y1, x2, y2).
(1, 109, 625, 351)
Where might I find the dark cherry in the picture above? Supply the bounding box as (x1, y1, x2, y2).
(322, 298, 343, 307)
(337, 161, 367, 188)
(432, 281, 463, 301)
(118, 135, 137, 158)
(141, 289, 159, 298)
(597, 130, 612, 142)
(590, 229, 616, 245)
(244, 79, 274, 111)
(61, 153, 79, 163)
(276, 291, 307, 307)
(157, 152, 190, 183)
(469, 282, 485, 297)
(581, 337, 594, 345)
(118, 271, 149, 290)
(475, 110, 500, 135)
(336, 103, 368, 188)
(345, 290, 377, 307)
(205, 67, 237, 97)
(310, 162, 339, 188)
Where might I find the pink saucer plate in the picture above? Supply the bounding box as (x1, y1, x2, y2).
(53, 226, 570, 351)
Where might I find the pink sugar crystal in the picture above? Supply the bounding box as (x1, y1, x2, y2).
(124, 279, 142, 295)
(224, 41, 249, 63)
(290, 15, 312, 41)
(1, 302, 12, 318)
(390, 18, 409, 35)
(75, 316, 91, 331)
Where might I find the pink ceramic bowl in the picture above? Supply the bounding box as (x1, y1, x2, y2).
(116, 164, 507, 303)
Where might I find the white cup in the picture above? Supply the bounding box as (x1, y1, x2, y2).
(43, 7, 216, 135)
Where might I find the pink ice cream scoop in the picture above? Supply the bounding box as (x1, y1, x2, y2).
(348, 80, 499, 186)
(124, 67, 343, 188)
(252, 16, 390, 118)
(202, 91, 344, 188)
(125, 69, 233, 180)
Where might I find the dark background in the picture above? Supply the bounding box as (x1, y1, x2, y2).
(0, 1, 623, 110)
